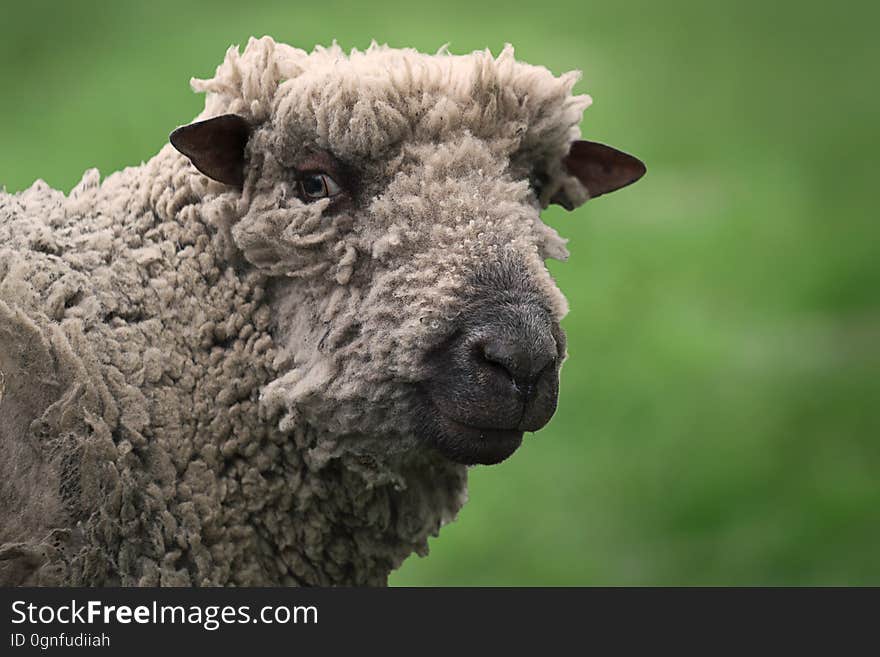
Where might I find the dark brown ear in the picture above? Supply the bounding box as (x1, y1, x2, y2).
(169, 114, 251, 187)
(554, 140, 646, 206)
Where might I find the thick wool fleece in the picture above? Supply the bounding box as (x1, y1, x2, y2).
(0, 37, 592, 586)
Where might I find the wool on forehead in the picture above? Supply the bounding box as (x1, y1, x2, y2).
(191, 36, 593, 163)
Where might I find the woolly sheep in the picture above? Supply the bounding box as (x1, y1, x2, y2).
(0, 37, 645, 586)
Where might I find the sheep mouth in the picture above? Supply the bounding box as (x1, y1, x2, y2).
(417, 400, 525, 466)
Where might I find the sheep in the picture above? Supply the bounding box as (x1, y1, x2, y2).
(0, 37, 645, 586)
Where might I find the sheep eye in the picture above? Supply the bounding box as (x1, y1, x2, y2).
(299, 172, 341, 200)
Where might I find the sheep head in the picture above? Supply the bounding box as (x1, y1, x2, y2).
(170, 37, 645, 466)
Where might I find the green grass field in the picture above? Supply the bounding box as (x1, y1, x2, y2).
(2, 0, 877, 585)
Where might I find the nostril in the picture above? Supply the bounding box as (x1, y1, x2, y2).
(480, 340, 522, 384)
(479, 339, 551, 392)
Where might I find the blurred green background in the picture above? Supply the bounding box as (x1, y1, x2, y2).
(2, 0, 877, 585)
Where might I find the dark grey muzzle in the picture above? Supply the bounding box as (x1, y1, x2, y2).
(419, 260, 565, 465)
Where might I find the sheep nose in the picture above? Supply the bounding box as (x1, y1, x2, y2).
(423, 295, 565, 465)
(448, 303, 562, 432)
(479, 334, 556, 396)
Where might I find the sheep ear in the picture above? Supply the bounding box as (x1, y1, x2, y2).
(170, 114, 251, 187)
(553, 140, 646, 208)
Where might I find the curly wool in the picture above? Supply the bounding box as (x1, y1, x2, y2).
(0, 37, 592, 585)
